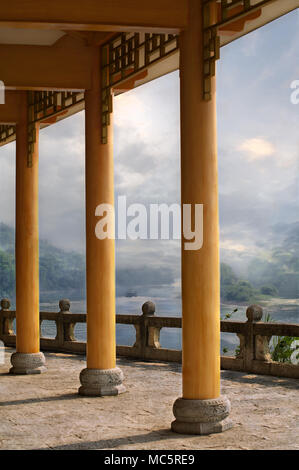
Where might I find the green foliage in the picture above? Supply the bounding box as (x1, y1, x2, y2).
(221, 263, 271, 302)
(220, 259, 291, 302)
(221, 263, 258, 302)
(260, 285, 278, 296)
(220, 263, 237, 286)
(221, 308, 238, 320)
(263, 312, 274, 323)
(260, 312, 298, 364)
(223, 279, 258, 302)
(231, 311, 299, 364)
(271, 336, 299, 364)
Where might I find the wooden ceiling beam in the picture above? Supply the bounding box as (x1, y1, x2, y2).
(0, 91, 23, 123)
(0, 0, 188, 33)
(0, 38, 94, 90)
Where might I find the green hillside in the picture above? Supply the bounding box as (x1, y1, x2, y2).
(0, 223, 86, 302)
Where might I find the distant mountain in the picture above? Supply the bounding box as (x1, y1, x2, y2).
(0, 222, 298, 305)
(0, 223, 86, 303)
(246, 222, 299, 299)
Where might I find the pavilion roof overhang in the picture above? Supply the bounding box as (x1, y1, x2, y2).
(0, 0, 298, 147)
(0, 0, 187, 34)
(218, 0, 298, 46)
(0, 0, 296, 38)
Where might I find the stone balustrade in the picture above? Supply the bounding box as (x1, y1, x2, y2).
(1, 298, 298, 379)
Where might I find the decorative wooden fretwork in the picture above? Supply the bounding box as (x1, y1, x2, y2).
(203, 0, 220, 101)
(100, 32, 179, 143)
(101, 42, 113, 145)
(0, 125, 15, 145)
(26, 91, 84, 166)
(0, 91, 84, 165)
(27, 92, 36, 167)
(203, 0, 275, 100)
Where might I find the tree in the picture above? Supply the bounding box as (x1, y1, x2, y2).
(260, 285, 278, 296)
(224, 280, 257, 302)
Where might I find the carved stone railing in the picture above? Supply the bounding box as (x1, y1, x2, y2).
(1, 299, 298, 379)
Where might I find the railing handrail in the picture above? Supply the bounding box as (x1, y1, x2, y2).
(2, 308, 299, 337)
(1, 298, 298, 379)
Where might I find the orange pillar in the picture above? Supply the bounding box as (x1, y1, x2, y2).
(10, 91, 46, 375)
(79, 47, 125, 396)
(181, 0, 219, 401)
(171, 0, 231, 434)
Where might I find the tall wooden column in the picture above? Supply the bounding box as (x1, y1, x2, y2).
(79, 46, 125, 396)
(10, 91, 46, 375)
(171, 0, 232, 434)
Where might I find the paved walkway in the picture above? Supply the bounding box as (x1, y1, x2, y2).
(0, 348, 298, 450)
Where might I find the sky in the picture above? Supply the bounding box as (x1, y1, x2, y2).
(0, 10, 298, 298)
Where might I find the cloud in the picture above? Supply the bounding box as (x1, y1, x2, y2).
(114, 93, 150, 142)
(115, 164, 147, 191)
(220, 240, 249, 253)
(38, 112, 86, 252)
(238, 137, 276, 160)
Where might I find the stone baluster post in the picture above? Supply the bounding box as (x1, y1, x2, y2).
(0, 299, 13, 338)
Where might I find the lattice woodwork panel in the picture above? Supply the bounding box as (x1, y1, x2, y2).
(26, 91, 84, 166)
(101, 32, 179, 143)
(203, 0, 275, 100)
(0, 125, 15, 144)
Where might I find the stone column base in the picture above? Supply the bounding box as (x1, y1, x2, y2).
(79, 367, 126, 396)
(171, 395, 233, 435)
(10, 352, 47, 375)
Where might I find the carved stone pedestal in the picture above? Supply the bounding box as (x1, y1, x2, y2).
(171, 395, 233, 435)
(79, 367, 126, 396)
(10, 352, 46, 375)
